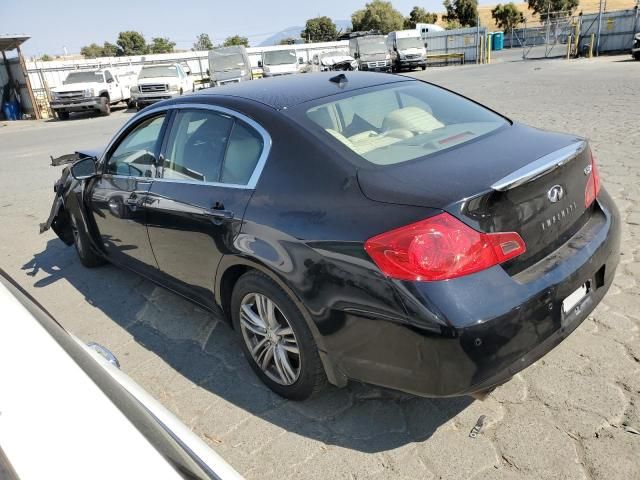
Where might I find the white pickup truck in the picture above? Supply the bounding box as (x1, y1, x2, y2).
(130, 63, 194, 110)
(50, 68, 135, 120)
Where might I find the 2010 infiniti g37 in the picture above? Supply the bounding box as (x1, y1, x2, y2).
(41, 72, 620, 400)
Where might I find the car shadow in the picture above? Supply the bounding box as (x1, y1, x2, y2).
(23, 238, 475, 453)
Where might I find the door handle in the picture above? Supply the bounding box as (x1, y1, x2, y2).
(203, 208, 234, 220)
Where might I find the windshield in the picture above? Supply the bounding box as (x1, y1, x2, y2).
(304, 82, 507, 166)
(359, 38, 387, 55)
(397, 37, 424, 50)
(263, 50, 296, 66)
(63, 72, 104, 84)
(211, 53, 246, 72)
(139, 65, 179, 79)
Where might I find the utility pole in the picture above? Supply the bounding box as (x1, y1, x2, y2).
(595, 0, 604, 56)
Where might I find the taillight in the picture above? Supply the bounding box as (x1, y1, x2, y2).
(364, 213, 526, 282)
(584, 148, 601, 208)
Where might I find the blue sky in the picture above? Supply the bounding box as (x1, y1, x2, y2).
(3, 0, 491, 56)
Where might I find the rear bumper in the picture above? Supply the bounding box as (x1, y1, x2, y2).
(330, 190, 620, 397)
(51, 97, 101, 112)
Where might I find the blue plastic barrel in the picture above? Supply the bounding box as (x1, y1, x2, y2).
(493, 31, 504, 51)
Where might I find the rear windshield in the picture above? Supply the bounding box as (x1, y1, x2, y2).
(304, 82, 507, 165)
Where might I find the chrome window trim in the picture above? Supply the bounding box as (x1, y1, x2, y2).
(99, 103, 272, 190)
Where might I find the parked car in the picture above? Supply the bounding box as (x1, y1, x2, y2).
(349, 34, 392, 72)
(259, 49, 301, 76)
(50, 68, 135, 120)
(208, 46, 252, 86)
(131, 63, 194, 110)
(632, 32, 640, 60)
(308, 50, 358, 72)
(41, 72, 620, 401)
(0, 269, 242, 480)
(387, 30, 427, 71)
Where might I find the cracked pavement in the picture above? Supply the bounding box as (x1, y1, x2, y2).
(1, 54, 638, 479)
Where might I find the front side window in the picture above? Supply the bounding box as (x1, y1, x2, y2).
(162, 109, 264, 185)
(104, 71, 114, 83)
(303, 82, 507, 166)
(107, 115, 166, 177)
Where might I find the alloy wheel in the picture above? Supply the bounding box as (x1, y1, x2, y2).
(239, 292, 301, 385)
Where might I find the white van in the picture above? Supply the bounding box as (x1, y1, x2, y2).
(386, 30, 427, 72)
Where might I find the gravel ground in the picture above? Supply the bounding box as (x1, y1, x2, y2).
(1, 55, 638, 479)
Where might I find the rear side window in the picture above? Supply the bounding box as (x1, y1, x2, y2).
(304, 82, 507, 166)
(162, 109, 264, 185)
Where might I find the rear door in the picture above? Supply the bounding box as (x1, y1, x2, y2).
(88, 112, 169, 276)
(146, 106, 268, 306)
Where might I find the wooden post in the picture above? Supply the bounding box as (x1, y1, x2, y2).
(16, 45, 40, 119)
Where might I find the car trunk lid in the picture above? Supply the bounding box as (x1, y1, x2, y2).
(357, 123, 595, 274)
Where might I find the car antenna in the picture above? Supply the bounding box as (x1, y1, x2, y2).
(329, 73, 348, 87)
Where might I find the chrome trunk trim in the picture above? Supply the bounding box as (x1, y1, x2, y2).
(491, 140, 587, 192)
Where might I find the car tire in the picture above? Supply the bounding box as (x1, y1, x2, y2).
(127, 99, 136, 109)
(70, 211, 105, 268)
(421, 65, 427, 70)
(634, 52, 640, 61)
(231, 271, 327, 400)
(99, 96, 111, 116)
(57, 111, 70, 121)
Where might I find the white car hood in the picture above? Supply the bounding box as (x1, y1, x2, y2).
(321, 55, 355, 66)
(264, 63, 298, 74)
(400, 47, 425, 55)
(52, 82, 99, 93)
(137, 76, 177, 86)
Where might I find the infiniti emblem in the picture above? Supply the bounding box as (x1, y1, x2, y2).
(547, 185, 565, 203)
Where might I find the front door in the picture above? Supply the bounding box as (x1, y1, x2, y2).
(88, 112, 168, 277)
(146, 107, 266, 306)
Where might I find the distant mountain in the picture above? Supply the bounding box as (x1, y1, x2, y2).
(258, 19, 352, 46)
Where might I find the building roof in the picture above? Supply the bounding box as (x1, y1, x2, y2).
(197, 71, 413, 110)
(0, 35, 30, 52)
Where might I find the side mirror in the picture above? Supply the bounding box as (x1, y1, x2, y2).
(353, 52, 359, 58)
(257, 60, 263, 68)
(298, 57, 304, 64)
(186, 70, 191, 75)
(70, 157, 97, 180)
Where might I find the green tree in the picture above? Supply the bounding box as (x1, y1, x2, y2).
(193, 33, 214, 51)
(526, 0, 578, 20)
(443, 0, 478, 27)
(222, 35, 249, 47)
(445, 19, 463, 29)
(300, 16, 338, 42)
(116, 31, 148, 56)
(491, 3, 525, 31)
(351, 0, 405, 34)
(149, 37, 176, 54)
(102, 42, 118, 57)
(279, 37, 298, 45)
(80, 43, 104, 58)
(404, 6, 438, 29)
(40, 53, 52, 61)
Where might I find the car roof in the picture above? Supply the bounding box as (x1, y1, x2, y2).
(194, 72, 414, 110)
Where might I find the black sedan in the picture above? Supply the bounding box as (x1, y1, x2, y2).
(41, 72, 620, 400)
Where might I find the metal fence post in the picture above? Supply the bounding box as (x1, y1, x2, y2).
(596, 0, 604, 55)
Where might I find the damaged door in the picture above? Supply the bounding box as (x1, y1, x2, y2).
(88, 113, 168, 276)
